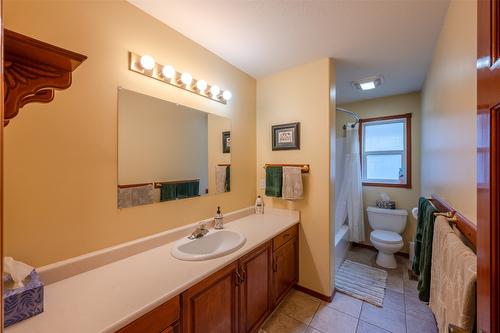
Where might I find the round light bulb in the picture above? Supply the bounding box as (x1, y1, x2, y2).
(181, 72, 193, 85)
(140, 55, 155, 71)
(196, 80, 208, 92)
(210, 85, 220, 97)
(162, 65, 176, 79)
(222, 90, 232, 101)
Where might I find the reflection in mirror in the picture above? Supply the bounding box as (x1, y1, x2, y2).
(117, 89, 231, 208)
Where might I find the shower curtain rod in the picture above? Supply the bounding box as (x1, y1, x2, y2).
(336, 107, 360, 129)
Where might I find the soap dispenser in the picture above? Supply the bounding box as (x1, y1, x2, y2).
(214, 206, 224, 230)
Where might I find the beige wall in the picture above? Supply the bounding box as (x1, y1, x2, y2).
(420, 0, 477, 223)
(257, 58, 335, 296)
(4, 0, 256, 267)
(338, 92, 421, 252)
(118, 89, 209, 193)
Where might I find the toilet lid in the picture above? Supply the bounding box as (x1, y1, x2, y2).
(371, 230, 403, 244)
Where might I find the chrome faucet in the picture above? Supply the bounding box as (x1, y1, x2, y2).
(188, 221, 209, 239)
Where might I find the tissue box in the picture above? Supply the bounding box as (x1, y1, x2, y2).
(3, 270, 44, 328)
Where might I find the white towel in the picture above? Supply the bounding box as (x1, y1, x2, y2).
(117, 184, 154, 208)
(215, 165, 227, 193)
(282, 166, 303, 200)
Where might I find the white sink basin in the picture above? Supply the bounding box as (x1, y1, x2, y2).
(171, 230, 246, 261)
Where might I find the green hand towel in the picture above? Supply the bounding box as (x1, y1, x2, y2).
(160, 184, 176, 202)
(176, 181, 199, 199)
(225, 166, 231, 192)
(265, 166, 283, 197)
(412, 197, 437, 302)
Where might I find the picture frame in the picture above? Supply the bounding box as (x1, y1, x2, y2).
(222, 131, 231, 153)
(272, 122, 300, 151)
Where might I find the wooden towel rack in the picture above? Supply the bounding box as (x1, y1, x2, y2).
(263, 164, 310, 173)
(429, 194, 477, 249)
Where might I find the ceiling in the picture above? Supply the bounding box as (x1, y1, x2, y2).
(128, 0, 449, 104)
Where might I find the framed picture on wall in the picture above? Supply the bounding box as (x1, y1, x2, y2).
(272, 122, 300, 150)
(222, 131, 231, 153)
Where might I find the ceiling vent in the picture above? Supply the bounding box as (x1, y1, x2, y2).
(351, 76, 384, 91)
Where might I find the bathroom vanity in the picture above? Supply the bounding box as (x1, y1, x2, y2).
(5, 209, 299, 333)
(118, 224, 298, 333)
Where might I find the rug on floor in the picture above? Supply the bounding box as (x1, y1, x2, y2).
(335, 259, 388, 307)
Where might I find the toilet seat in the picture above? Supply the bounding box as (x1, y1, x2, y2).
(370, 230, 402, 245)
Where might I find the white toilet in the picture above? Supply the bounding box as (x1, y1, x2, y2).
(367, 206, 408, 269)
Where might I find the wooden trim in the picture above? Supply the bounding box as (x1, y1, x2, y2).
(351, 242, 409, 258)
(117, 182, 153, 189)
(4, 29, 87, 126)
(294, 284, 335, 303)
(429, 194, 477, 249)
(361, 182, 412, 189)
(359, 113, 412, 188)
(154, 179, 200, 188)
(360, 113, 412, 123)
(264, 163, 310, 173)
(492, 0, 500, 67)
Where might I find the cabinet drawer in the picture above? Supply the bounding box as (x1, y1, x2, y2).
(116, 295, 180, 333)
(161, 323, 180, 333)
(273, 225, 298, 250)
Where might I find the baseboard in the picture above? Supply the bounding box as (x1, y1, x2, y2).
(294, 284, 335, 303)
(352, 242, 410, 258)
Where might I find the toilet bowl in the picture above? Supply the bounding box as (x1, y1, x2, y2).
(367, 206, 408, 269)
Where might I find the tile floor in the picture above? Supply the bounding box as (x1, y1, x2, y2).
(260, 246, 438, 333)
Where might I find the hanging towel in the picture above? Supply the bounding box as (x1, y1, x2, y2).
(216, 166, 227, 193)
(160, 183, 177, 202)
(412, 197, 438, 302)
(177, 180, 199, 199)
(429, 217, 476, 332)
(282, 166, 303, 200)
(225, 165, 231, 192)
(265, 166, 283, 197)
(118, 184, 154, 208)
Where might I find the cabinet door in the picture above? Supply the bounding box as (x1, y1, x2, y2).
(272, 237, 298, 305)
(182, 262, 239, 333)
(239, 241, 272, 333)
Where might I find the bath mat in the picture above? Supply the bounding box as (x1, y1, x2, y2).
(335, 259, 388, 307)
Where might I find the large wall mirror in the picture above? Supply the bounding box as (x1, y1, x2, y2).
(117, 89, 231, 208)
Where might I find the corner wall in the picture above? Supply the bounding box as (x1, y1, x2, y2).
(256, 58, 335, 296)
(420, 0, 477, 223)
(4, 1, 256, 267)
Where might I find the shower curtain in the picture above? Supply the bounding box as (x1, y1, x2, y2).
(335, 123, 365, 242)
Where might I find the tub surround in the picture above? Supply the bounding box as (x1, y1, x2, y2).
(5, 208, 299, 333)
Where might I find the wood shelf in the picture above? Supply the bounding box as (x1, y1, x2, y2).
(4, 29, 87, 126)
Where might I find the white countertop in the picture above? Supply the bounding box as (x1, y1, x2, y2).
(6, 209, 299, 333)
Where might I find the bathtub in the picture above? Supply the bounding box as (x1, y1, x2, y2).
(335, 224, 351, 272)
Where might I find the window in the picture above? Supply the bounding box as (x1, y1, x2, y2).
(360, 113, 412, 188)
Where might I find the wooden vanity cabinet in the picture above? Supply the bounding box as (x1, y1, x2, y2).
(182, 261, 240, 333)
(238, 242, 272, 333)
(272, 225, 299, 306)
(116, 295, 180, 333)
(116, 224, 299, 333)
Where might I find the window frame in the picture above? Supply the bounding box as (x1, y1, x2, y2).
(359, 113, 412, 188)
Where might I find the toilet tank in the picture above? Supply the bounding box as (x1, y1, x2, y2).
(367, 206, 408, 233)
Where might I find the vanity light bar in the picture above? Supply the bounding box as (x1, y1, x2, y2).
(128, 52, 232, 105)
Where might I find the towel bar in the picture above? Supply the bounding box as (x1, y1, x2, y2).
(263, 164, 310, 173)
(434, 211, 458, 223)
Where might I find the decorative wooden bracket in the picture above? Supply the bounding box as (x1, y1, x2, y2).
(4, 29, 87, 126)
